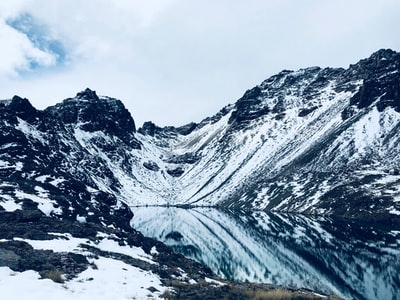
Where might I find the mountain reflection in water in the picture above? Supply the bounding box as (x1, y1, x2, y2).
(131, 207, 400, 300)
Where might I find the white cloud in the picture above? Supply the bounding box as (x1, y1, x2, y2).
(0, 1, 32, 18)
(19, 0, 177, 62)
(306, 0, 400, 43)
(0, 0, 400, 126)
(0, 21, 56, 77)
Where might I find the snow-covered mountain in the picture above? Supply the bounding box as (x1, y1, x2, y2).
(1, 49, 400, 225)
(1, 48, 400, 299)
(0, 89, 219, 300)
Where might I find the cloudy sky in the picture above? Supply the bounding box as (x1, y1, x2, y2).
(1, 0, 400, 127)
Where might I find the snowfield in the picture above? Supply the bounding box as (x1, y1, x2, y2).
(0, 260, 167, 300)
(0, 233, 169, 300)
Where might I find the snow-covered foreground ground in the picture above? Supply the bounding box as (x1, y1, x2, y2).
(0, 233, 169, 300)
(0, 259, 165, 300)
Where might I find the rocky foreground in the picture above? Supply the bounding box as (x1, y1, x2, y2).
(0, 207, 343, 299)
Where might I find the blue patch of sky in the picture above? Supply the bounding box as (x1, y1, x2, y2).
(6, 13, 68, 71)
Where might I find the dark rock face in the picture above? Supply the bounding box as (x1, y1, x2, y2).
(298, 106, 318, 117)
(346, 49, 400, 80)
(8, 96, 39, 122)
(76, 88, 100, 100)
(138, 121, 198, 138)
(45, 88, 140, 148)
(346, 49, 400, 111)
(139, 121, 157, 136)
(143, 161, 160, 171)
(228, 86, 270, 129)
(165, 231, 184, 241)
(167, 167, 185, 177)
(166, 153, 200, 165)
(176, 122, 197, 135)
(0, 240, 89, 280)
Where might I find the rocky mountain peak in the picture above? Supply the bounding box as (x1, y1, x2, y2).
(227, 49, 400, 131)
(347, 48, 400, 80)
(6, 95, 38, 122)
(45, 89, 140, 148)
(346, 49, 400, 112)
(76, 88, 99, 101)
(369, 48, 399, 61)
(228, 86, 269, 129)
(139, 121, 157, 136)
(227, 66, 340, 130)
(138, 121, 197, 139)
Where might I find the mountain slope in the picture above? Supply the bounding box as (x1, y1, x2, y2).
(1, 49, 400, 226)
(140, 49, 400, 224)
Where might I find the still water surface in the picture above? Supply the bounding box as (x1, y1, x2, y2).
(131, 207, 400, 300)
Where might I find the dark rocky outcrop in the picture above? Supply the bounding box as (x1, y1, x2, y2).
(0, 240, 89, 281)
(346, 49, 400, 111)
(138, 121, 198, 137)
(143, 161, 160, 171)
(167, 167, 185, 177)
(7, 96, 39, 122)
(166, 153, 200, 164)
(45, 88, 140, 148)
(298, 106, 319, 117)
(228, 86, 270, 129)
(165, 231, 184, 241)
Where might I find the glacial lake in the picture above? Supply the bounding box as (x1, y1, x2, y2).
(130, 207, 400, 300)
